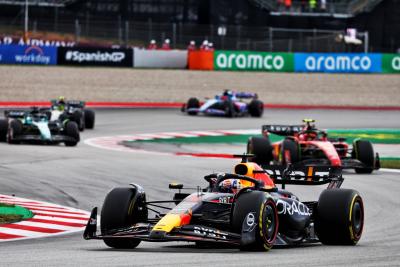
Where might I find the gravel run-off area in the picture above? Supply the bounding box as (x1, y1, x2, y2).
(0, 65, 399, 106)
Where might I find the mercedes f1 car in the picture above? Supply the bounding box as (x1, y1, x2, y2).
(84, 155, 364, 250)
(0, 107, 80, 146)
(40, 98, 95, 131)
(181, 90, 264, 118)
(247, 119, 380, 174)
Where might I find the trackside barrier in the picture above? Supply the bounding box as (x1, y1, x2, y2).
(382, 54, 400, 73)
(214, 51, 294, 72)
(58, 47, 133, 67)
(0, 43, 398, 74)
(187, 51, 399, 74)
(0, 44, 57, 65)
(188, 51, 214, 70)
(134, 48, 188, 69)
(294, 53, 382, 73)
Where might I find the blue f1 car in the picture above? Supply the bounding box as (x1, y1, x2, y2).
(181, 90, 264, 118)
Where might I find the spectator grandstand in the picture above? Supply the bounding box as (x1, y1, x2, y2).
(0, 0, 398, 52)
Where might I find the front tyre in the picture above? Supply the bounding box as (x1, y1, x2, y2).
(101, 187, 147, 249)
(315, 189, 364, 245)
(0, 119, 8, 142)
(7, 120, 22, 144)
(223, 100, 235, 118)
(352, 139, 374, 174)
(64, 121, 80, 147)
(186, 98, 200, 115)
(231, 191, 279, 251)
(84, 109, 95, 129)
(248, 100, 264, 117)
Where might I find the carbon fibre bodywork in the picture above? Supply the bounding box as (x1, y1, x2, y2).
(83, 160, 361, 249)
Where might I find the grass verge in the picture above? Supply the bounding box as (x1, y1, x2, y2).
(380, 158, 400, 169)
(0, 202, 34, 224)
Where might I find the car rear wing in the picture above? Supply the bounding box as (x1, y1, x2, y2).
(66, 100, 85, 108)
(254, 165, 343, 189)
(50, 99, 85, 108)
(262, 125, 303, 136)
(4, 110, 27, 118)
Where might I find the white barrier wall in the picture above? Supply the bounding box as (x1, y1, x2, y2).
(133, 48, 188, 69)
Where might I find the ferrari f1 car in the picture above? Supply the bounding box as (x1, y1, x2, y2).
(40, 97, 95, 131)
(247, 119, 380, 174)
(181, 90, 264, 118)
(84, 155, 364, 250)
(0, 107, 80, 146)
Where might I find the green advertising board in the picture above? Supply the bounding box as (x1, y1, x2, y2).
(214, 50, 294, 72)
(382, 54, 400, 73)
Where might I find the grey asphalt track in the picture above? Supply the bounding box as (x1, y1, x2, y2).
(0, 109, 399, 267)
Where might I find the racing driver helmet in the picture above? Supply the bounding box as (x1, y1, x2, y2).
(219, 179, 242, 194)
(56, 96, 66, 111)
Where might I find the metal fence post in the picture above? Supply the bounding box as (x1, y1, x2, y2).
(54, 6, 58, 32)
(32, 20, 37, 33)
(148, 18, 152, 42)
(172, 23, 177, 48)
(269, 27, 273, 52)
(75, 19, 80, 43)
(125, 20, 129, 47)
(236, 25, 241, 50)
(118, 16, 122, 45)
(313, 28, 317, 52)
(364, 31, 369, 53)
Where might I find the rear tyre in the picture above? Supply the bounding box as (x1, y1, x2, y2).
(280, 139, 300, 165)
(247, 137, 273, 165)
(352, 139, 374, 174)
(84, 109, 95, 129)
(64, 121, 79, 147)
(72, 110, 85, 131)
(186, 98, 200, 115)
(315, 189, 364, 245)
(101, 187, 147, 249)
(231, 191, 279, 251)
(248, 100, 264, 117)
(0, 119, 8, 142)
(7, 120, 22, 144)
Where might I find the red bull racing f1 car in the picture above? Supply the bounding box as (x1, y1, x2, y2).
(247, 119, 380, 174)
(84, 155, 364, 250)
(181, 90, 264, 118)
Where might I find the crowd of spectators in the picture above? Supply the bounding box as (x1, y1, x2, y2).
(147, 39, 215, 51)
(278, 0, 328, 12)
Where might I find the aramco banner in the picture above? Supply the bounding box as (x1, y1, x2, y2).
(294, 53, 382, 73)
(214, 51, 294, 72)
(381, 54, 400, 73)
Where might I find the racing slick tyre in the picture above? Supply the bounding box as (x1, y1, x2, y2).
(223, 100, 235, 118)
(315, 189, 364, 245)
(186, 98, 200, 115)
(0, 119, 8, 142)
(231, 191, 279, 251)
(281, 139, 300, 165)
(64, 121, 80, 147)
(352, 139, 374, 174)
(101, 187, 147, 249)
(7, 120, 22, 144)
(247, 137, 273, 165)
(84, 109, 95, 129)
(72, 110, 85, 131)
(248, 100, 264, 118)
